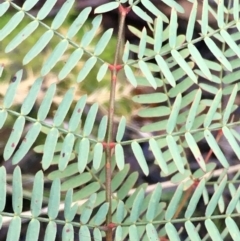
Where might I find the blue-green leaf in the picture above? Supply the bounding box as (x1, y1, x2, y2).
(41, 40, 68, 76)
(12, 166, 22, 215)
(0, 12, 24, 41)
(37, 0, 58, 20)
(58, 48, 83, 80)
(94, 28, 113, 55)
(37, 83, 56, 121)
(67, 7, 92, 39)
(53, 87, 74, 127)
(25, 219, 40, 241)
(23, 30, 54, 65)
(94, 2, 120, 14)
(132, 6, 153, 23)
(12, 122, 42, 165)
(83, 103, 98, 136)
(131, 141, 149, 176)
(42, 128, 59, 170)
(48, 179, 60, 219)
(77, 57, 97, 82)
(51, 0, 74, 30)
(59, 133, 75, 171)
(5, 21, 39, 53)
(78, 138, 90, 173)
(6, 217, 21, 241)
(4, 69, 23, 108)
(31, 171, 44, 217)
(4, 116, 25, 161)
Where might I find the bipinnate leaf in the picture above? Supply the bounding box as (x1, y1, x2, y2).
(80, 194, 97, 224)
(4, 69, 23, 108)
(165, 183, 183, 220)
(0, 167, 6, 212)
(62, 223, 74, 241)
(77, 56, 97, 82)
(44, 221, 57, 241)
(51, 0, 74, 30)
(59, 133, 75, 171)
(59, 48, 83, 80)
(204, 89, 222, 128)
(23, 30, 54, 65)
(78, 138, 90, 173)
(0, 110, 7, 129)
(25, 219, 40, 241)
(138, 60, 157, 89)
(205, 176, 227, 216)
(149, 138, 168, 174)
(116, 200, 125, 223)
(204, 129, 229, 168)
(165, 223, 180, 241)
(41, 40, 68, 76)
(94, 29, 113, 56)
(225, 217, 240, 241)
(0, 2, 10, 17)
(66, 7, 92, 39)
(169, 8, 177, 48)
(132, 6, 153, 23)
(6, 217, 21, 241)
(171, 49, 198, 83)
(12, 122, 42, 165)
(79, 226, 91, 241)
(185, 89, 202, 131)
(12, 166, 23, 215)
(68, 94, 87, 132)
(205, 219, 222, 241)
(93, 202, 109, 225)
(97, 115, 108, 141)
(185, 221, 201, 241)
(22, 0, 39, 11)
(94, 2, 120, 14)
(21, 78, 43, 115)
(185, 132, 206, 171)
(37, 0, 58, 20)
(4, 116, 25, 161)
(142, 0, 169, 22)
(117, 172, 138, 200)
(42, 128, 59, 170)
(31, 171, 44, 217)
(131, 141, 149, 176)
(226, 185, 240, 215)
(93, 143, 103, 170)
(130, 189, 145, 222)
(167, 94, 182, 134)
(97, 63, 108, 82)
(37, 83, 56, 121)
(146, 224, 159, 240)
(161, 0, 184, 13)
(204, 37, 232, 71)
(167, 135, 185, 174)
(0, 12, 24, 41)
(48, 178, 61, 219)
(80, 15, 102, 48)
(185, 179, 205, 218)
(129, 225, 140, 241)
(124, 65, 137, 87)
(146, 183, 162, 221)
(5, 21, 39, 53)
(155, 55, 175, 87)
(83, 103, 98, 136)
(186, 1, 197, 42)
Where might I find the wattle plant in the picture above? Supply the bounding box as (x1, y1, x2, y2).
(1, 0, 240, 240)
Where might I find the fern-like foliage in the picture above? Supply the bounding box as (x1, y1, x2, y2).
(1, 0, 240, 240)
